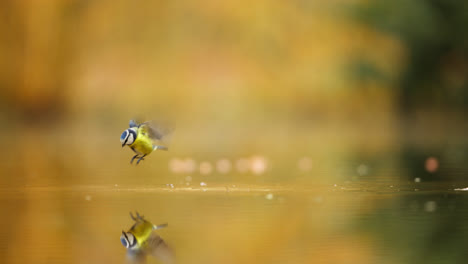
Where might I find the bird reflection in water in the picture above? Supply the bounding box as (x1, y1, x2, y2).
(120, 212, 174, 264)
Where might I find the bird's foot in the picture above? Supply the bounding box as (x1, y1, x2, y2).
(130, 154, 139, 164)
(136, 155, 146, 165)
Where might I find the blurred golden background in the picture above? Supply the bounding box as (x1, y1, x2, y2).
(0, 0, 467, 263)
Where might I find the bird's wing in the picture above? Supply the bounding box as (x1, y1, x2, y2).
(139, 121, 174, 144)
(126, 249, 147, 264)
(144, 232, 175, 264)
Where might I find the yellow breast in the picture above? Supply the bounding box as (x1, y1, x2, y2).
(129, 131, 154, 155)
(128, 219, 154, 248)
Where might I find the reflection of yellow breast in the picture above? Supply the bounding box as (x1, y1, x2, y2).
(128, 219, 154, 248)
(129, 131, 154, 155)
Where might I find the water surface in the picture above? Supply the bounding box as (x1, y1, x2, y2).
(1, 181, 467, 264)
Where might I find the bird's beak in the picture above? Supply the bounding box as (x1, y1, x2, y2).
(122, 143, 125, 147)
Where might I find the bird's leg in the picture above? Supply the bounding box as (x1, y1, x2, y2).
(130, 212, 145, 222)
(136, 154, 147, 165)
(130, 147, 138, 154)
(130, 212, 137, 221)
(136, 212, 144, 220)
(130, 154, 139, 164)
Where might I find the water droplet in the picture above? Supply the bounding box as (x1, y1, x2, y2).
(414, 177, 421, 183)
(200, 182, 207, 187)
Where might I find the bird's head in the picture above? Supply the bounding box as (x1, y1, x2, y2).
(120, 231, 137, 249)
(120, 128, 137, 147)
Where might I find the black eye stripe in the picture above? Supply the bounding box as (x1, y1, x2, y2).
(122, 232, 137, 248)
(130, 236, 138, 247)
(129, 130, 137, 141)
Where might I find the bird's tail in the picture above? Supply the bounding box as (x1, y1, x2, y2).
(154, 145, 168, 151)
(153, 223, 168, 230)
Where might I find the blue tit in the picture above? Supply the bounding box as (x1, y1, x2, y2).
(120, 120, 172, 165)
(121, 212, 174, 264)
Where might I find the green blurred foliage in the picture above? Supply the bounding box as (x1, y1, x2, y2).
(352, 0, 468, 113)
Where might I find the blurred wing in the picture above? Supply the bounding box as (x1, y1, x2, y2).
(140, 121, 174, 144)
(126, 249, 147, 264)
(144, 232, 175, 264)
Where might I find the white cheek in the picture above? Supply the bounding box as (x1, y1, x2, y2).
(127, 134, 134, 145)
(127, 234, 136, 247)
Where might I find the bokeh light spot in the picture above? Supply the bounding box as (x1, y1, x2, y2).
(236, 158, 250, 173)
(356, 164, 369, 176)
(169, 158, 183, 173)
(297, 157, 313, 171)
(425, 157, 439, 173)
(184, 158, 197, 173)
(424, 201, 437, 212)
(199, 162, 213, 175)
(169, 158, 197, 174)
(216, 159, 232, 174)
(250, 155, 267, 175)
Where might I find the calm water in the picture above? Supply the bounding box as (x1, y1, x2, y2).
(1, 124, 468, 264)
(1, 182, 467, 264)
